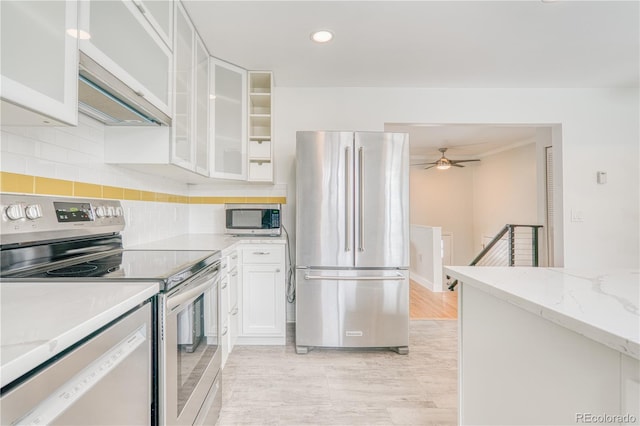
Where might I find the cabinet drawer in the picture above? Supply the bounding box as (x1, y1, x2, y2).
(243, 246, 284, 264)
(248, 160, 272, 181)
(248, 140, 271, 158)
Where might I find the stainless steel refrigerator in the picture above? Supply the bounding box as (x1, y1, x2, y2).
(295, 131, 409, 354)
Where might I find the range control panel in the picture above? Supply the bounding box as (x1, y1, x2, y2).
(1, 194, 125, 246)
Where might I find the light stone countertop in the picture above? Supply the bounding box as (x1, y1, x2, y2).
(0, 281, 159, 387)
(129, 233, 287, 253)
(444, 266, 640, 359)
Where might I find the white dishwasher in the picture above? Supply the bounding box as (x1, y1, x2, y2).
(0, 301, 153, 425)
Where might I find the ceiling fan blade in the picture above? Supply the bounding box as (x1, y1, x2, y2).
(452, 163, 465, 168)
(411, 162, 437, 166)
(423, 165, 437, 170)
(450, 159, 480, 164)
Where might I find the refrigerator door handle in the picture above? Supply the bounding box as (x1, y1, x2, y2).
(358, 146, 365, 252)
(345, 146, 352, 252)
(304, 273, 405, 281)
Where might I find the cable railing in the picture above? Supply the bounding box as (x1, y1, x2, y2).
(448, 224, 542, 290)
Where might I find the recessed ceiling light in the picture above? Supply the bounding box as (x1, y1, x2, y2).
(66, 28, 91, 39)
(311, 30, 333, 43)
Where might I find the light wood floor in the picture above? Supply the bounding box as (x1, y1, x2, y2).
(216, 322, 458, 425)
(410, 280, 458, 320)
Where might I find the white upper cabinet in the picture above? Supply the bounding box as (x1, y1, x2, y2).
(133, 0, 173, 49)
(247, 72, 274, 182)
(104, 1, 212, 182)
(0, 0, 78, 126)
(172, 2, 210, 176)
(194, 37, 210, 175)
(172, 2, 195, 170)
(210, 59, 247, 180)
(78, 0, 172, 116)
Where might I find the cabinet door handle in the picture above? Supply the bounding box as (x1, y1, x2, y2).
(231, 271, 238, 277)
(231, 307, 239, 316)
(275, 268, 281, 273)
(253, 251, 270, 255)
(231, 254, 238, 260)
(222, 326, 228, 336)
(221, 282, 228, 289)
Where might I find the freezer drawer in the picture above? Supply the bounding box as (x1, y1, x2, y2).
(295, 269, 409, 354)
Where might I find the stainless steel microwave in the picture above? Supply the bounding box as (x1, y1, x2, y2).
(224, 204, 281, 236)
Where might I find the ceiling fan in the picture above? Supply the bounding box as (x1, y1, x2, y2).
(412, 148, 480, 170)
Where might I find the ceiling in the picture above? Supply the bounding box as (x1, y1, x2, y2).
(182, 1, 637, 158)
(184, 0, 639, 89)
(385, 124, 539, 161)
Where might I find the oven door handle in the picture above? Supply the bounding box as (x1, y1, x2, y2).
(167, 270, 219, 311)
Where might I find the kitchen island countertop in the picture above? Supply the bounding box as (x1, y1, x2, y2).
(444, 266, 640, 359)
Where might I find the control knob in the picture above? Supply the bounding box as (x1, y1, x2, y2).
(114, 206, 124, 217)
(25, 204, 43, 220)
(106, 206, 116, 217)
(5, 204, 25, 220)
(95, 206, 107, 218)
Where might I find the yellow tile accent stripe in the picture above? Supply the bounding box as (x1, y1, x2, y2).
(74, 182, 102, 198)
(35, 176, 73, 196)
(0, 172, 286, 205)
(0, 172, 34, 194)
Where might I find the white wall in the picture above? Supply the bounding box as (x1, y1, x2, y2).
(472, 142, 538, 252)
(410, 163, 475, 265)
(274, 87, 639, 269)
(410, 225, 444, 291)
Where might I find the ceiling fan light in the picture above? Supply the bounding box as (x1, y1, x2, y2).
(436, 159, 451, 170)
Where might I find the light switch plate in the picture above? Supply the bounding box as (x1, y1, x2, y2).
(571, 209, 584, 222)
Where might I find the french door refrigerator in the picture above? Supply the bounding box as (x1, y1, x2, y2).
(295, 131, 409, 354)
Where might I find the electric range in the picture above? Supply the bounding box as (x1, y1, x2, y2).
(0, 194, 223, 425)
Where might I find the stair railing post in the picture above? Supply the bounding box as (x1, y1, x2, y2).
(508, 225, 515, 266)
(532, 226, 539, 267)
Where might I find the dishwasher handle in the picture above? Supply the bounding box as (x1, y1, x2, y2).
(15, 326, 147, 425)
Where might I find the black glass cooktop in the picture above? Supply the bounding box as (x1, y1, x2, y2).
(14, 250, 219, 289)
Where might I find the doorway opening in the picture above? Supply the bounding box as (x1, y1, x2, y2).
(384, 123, 564, 319)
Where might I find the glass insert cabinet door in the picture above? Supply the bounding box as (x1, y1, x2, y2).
(1, 0, 79, 125)
(210, 58, 247, 180)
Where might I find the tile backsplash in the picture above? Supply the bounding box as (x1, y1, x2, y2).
(1, 114, 188, 195)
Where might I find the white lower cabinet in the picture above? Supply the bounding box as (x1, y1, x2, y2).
(219, 249, 239, 368)
(205, 243, 285, 366)
(219, 265, 229, 366)
(228, 252, 240, 349)
(239, 245, 285, 344)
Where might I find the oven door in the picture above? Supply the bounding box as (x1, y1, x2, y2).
(161, 265, 221, 426)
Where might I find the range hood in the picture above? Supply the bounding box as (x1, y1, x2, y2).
(78, 52, 171, 126)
